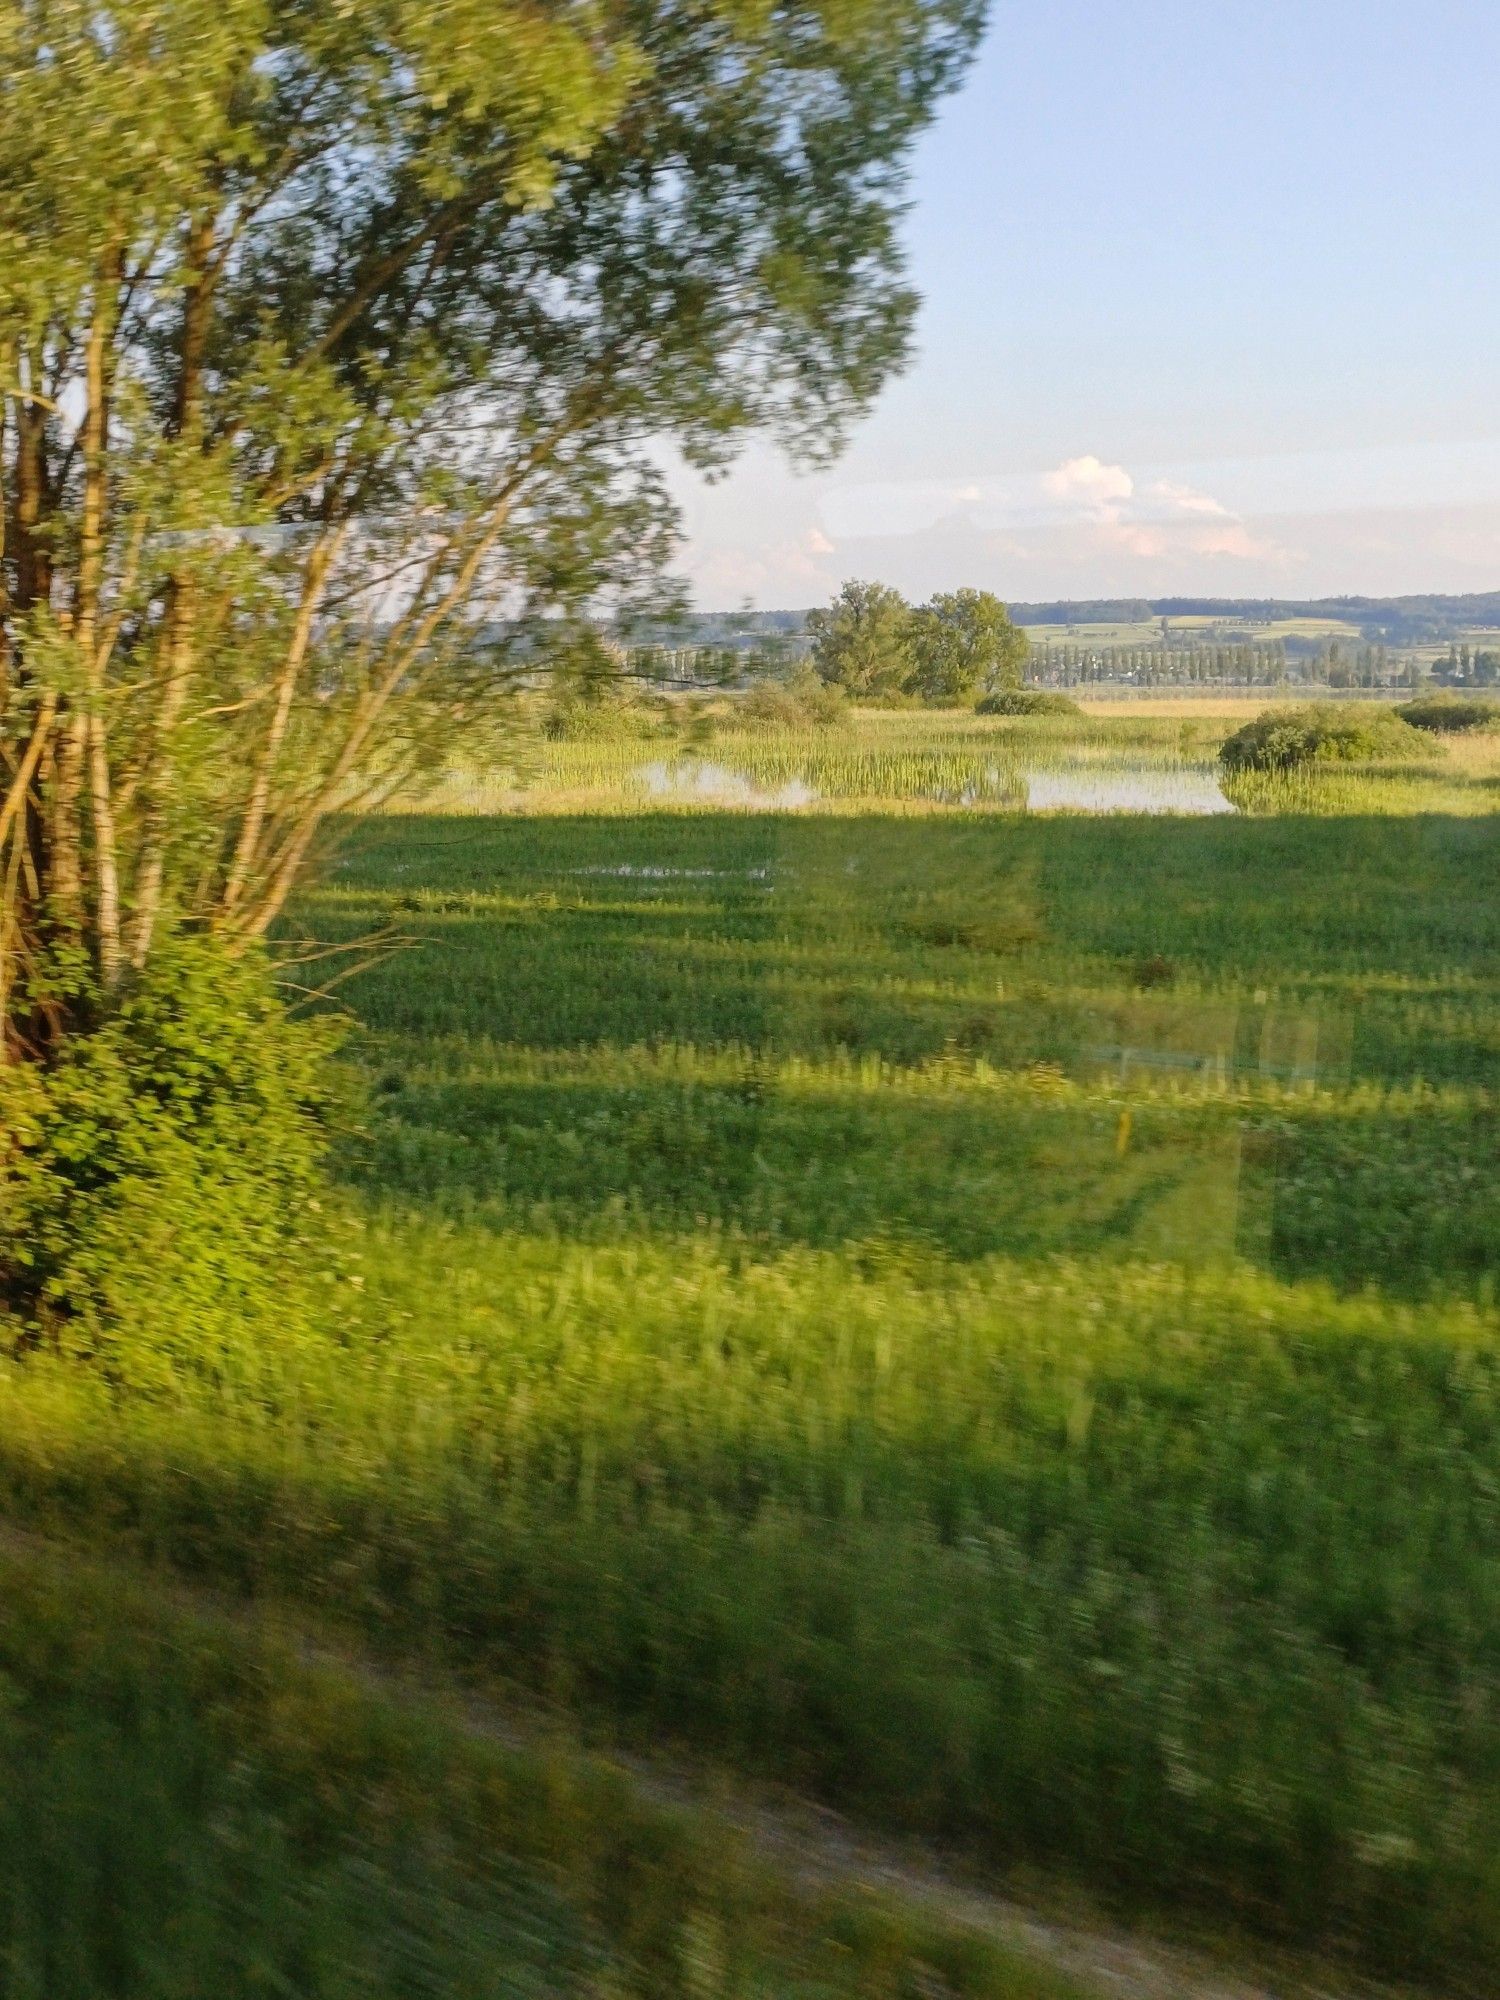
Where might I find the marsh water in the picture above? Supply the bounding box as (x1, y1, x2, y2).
(632, 755, 1236, 814)
(637, 759, 819, 810)
(1024, 767, 1235, 814)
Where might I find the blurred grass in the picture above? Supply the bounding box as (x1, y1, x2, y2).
(2, 708, 1497, 1988)
(0, 1534, 1078, 1999)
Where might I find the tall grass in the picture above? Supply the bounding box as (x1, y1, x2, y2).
(0, 1537, 1073, 1999)
(2, 709, 1497, 1988)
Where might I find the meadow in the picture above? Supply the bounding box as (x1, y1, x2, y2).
(1020, 616, 1368, 647)
(1, 702, 1496, 1994)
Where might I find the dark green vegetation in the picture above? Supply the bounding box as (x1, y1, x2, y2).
(1397, 694, 1500, 734)
(976, 689, 1083, 716)
(0, 712, 1495, 1991)
(0, 1535, 1072, 2000)
(0, 941, 340, 1386)
(1219, 704, 1433, 772)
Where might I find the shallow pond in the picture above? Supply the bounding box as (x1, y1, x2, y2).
(631, 756, 1235, 815)
(1024, 767, 1235, 815)
(636, 759, 818, 809)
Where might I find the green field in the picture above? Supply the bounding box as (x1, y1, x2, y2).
(1018, 615, 1366, 646)
(2, 706, 1497, 1994)
(1016, 620, 1166, 645)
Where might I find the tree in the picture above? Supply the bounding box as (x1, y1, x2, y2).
(905, 588, 1027, 703)
(0, 0, 983, 1057)
(807, 580, 916, 699)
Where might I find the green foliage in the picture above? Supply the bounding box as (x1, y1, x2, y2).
(809, 583, 1029, 706)
(541, 662, 660, 743)
(975, 688, 1082, 716)
(541, 699, 656, 743)
(1396, 693, 1500, 733)
(0, 938, 345, 1389)
(907, 589, 1028, 702)
(741, 662, 849, 726)
(1219, 704, 1433, 772)
(808, 579, 917, 699)
(1, 0, 984, 1034)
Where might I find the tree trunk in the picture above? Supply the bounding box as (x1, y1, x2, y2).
(124, 216, 214, 971)
(219, 520, 346, 918)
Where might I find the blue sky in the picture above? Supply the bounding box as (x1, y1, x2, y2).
(676, 0, 1500, 606)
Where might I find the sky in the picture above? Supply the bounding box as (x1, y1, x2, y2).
(673, 0, 1500, 609)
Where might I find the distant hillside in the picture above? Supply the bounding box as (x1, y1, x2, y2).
(1006, 594, 1500, 643)
(670, 593, 1500, 649)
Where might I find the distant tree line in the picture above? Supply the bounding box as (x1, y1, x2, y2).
(618, 595, 1500, 695)
(1031, 638, 1435, 690)
(1433, 643, 1500, 687)
(1009, 593, 1500, 645)
(1033, 641, 1290, 688)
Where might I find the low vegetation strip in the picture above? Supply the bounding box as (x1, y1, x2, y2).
(1395, 694, 1500, 734)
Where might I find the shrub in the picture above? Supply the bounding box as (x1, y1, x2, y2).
(975, 687, 1082, 717)
(0, 937, 348, 1390)
(542, 691, 655, 741)
(1219, 704, 1432, 772)
(1394, 693, 1500, 734)
(741, 664, 848, 727)
(740, 683, 805, 726)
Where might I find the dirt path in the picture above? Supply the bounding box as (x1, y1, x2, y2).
(0, 1518, 1392, 2000)
(514, 1731, 1384, 2000)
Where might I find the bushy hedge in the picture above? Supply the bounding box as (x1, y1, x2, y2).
(541, 688, 658, 741)
(0, 938, 349, 1389)
(975, 687, 1082, 717)
(741, 667, 848, 727)
(1394, 693, 1500, 734)
(1219, 704, 1432, 772)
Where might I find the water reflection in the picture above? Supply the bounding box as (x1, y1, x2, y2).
(636, 759, 818, 809)
(631, 757, 1236, 815)
(1024, 768, 1235, 815)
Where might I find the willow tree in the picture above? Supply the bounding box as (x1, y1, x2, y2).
(906, 588, 1027, 702)
(807, 579, 917, 698)
(0, 0, 981, 1058)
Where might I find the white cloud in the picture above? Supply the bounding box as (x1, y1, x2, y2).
(684, 525, 838, 602)
(1101, 516, 1288, 565)
(1144, 479, 1230, 519)
(673, 437, 1500, 604)
(1042, 455, 1135, 517)
(823, 455, 1233, 540)
(807, 452, 1304, 598)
